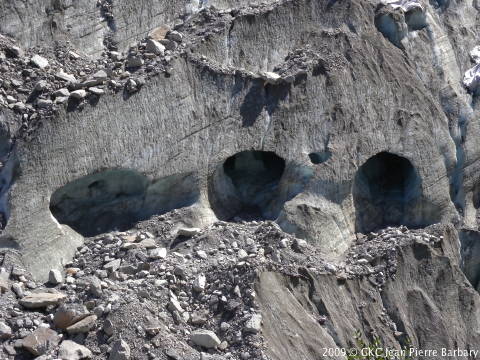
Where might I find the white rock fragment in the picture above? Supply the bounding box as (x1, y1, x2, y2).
(70, 90, 87, 100)
(463, 64, 480, 93)
(58, 340, 92, 360)
(149, 247, 167, 259)
(177, 227, 201, 237)
(30, 55, 49, 69)
(48, 269, 63, 285)
(244, 314, 262, 333)
(56, 71, 77, 83)
(190, 330, 221, 349)
(193, 273, 206, 292)
(471, 46, 480, 64)
(381, 0, 423, 12)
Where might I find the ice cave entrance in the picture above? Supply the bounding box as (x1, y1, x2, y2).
(50, 169, 199, 237)
(210, 151, 287, 221)
(353, 152, 423, 233)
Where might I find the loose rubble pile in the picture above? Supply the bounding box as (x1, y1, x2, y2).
(0, 205, 446, 359)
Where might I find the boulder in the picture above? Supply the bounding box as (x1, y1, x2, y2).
(21, 328, 60, 356)
(20, 292, 67, 309)
(58, 340, 92, 359)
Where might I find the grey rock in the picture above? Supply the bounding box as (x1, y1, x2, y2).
(20, 292, 67, 309)
(244, 314, 262, 333)
(167, 31, 183, 43)
(126, 56, 144, 68)
(36, 99, 53, 108)
(34, 80, 48, 92)
(145, 39, 165, 55)
(109, 339, 130, 360)
(103, 319, 115, 336)
(56, 71, 77, 83)
(88, 87, 105, 96)
(104, 259, 121, 272)
(0, 322, 12, 340)
(12, 282, 24, 298)
(88, 276, 103, 297)
(21, 328, 60, 356)
(149, 247, 167, 259)
(177, 227, 201, 237)
(70, 90, 87, 100)
(190, 330, 221, 349)
(58, 340, 92, 360)
(54, 304, 90, 329)
(30, 55, 49, 69)
(66, 315, 97, 334)
(54, 88, 70, 97)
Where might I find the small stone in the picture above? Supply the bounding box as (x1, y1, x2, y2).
(34, 80, 48, 92)
(193, 274, 206, 292)
(190, 330, 221, 349)
(149, 25, 170, 41)
(30, 55, 49, 69)
(109, 339, 130, 360)
(293, 239, 308, 252)
(56, 71, 77, 83)
(54, 304, 90, 329)
(66, 315, 97, 334)
(20, 292, 67, 309)
(48, 269, 63, 285)
(88, 87, 105, 95)
(261, 71, 281, 85)
(0, 269, 9, 293)
(6, 45, 23, 58)
(126, 56, 144, 68)
(59, 340, 92, 359)
(168, 295, 184, 314)
(196, 250, 208, 259)
(88, 276, 103, 297)
(177, 227, 201, 237)
(244, 314, 262, 334)
(21, 328, 60, 356)
(93, 70, 108, 80)
(145, 39, 165, 55)
(54, 88, 70, 98)
(12, 282, 24, 298)
(0, 322, 12, 340)
(167, 31, 183, 43)
(237, 249, 248, 261)
(149, 247, 167, 259)
(70, 89, 87, 100)
(103, 319, 115, 336)
(36, 99, 53, 108)
(144, 317, 162, 335)
(104, 259, 121, 272)
(139, 238, 156, 249)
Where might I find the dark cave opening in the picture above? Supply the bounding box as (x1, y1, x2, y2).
(459, 230, 480, 292)
(209, 151, 288, 221)
(353, 152, 424, 233)
(50, 169, 199, 237)
(308, 150, 332, 165)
